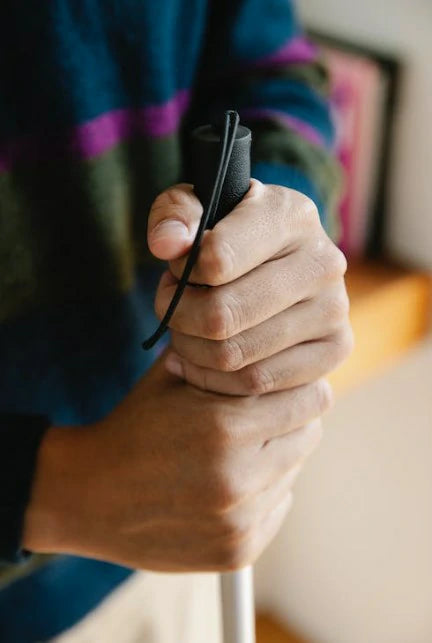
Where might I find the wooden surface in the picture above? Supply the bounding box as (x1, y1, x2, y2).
(256, 615, 308, 643)
(257, 262, 431, 643)
(329, 261, 431, 392)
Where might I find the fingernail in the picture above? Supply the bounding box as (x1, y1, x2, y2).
(150, 220, 189, 242)
(165, 353, 184, 379)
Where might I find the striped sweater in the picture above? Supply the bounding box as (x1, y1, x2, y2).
(0, 0, 340, 639)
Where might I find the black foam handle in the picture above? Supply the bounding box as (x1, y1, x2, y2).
(191, 123, 252, 227)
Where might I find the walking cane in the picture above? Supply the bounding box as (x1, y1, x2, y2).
(191, 113, 255, 643)
(144, 110, 255, 643)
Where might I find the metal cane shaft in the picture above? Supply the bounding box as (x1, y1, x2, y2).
(221, 568, 255, 643)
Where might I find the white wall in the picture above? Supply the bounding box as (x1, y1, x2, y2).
(298, 0, 432, 269)
(255, 338, 432, 643)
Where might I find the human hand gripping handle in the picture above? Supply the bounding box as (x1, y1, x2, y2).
(23, 121, 346, 614)
(145, 110, 351, 640)
(24, 114, 331, 584)
(142, 111, 251, 350)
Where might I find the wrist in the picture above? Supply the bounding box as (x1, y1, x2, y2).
(22, 424, 95, 555)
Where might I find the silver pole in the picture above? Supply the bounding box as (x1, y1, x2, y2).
(220, 567, 255, 643)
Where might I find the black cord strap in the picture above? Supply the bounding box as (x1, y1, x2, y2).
(142, 110, 240, 350)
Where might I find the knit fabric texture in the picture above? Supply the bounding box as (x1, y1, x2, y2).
(0, 0, 340, 638)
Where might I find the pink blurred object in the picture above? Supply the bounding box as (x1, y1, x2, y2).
(324, 46, 386, 258)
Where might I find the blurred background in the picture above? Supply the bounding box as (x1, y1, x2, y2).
(255, 0, 432, 641)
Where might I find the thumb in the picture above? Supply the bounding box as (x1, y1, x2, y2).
(147, 183, 203, 260)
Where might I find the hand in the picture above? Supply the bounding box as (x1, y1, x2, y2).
(147, 181, 353, 395)
(23, 353, 329, 572)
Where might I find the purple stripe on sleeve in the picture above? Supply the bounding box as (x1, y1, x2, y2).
(0, 89, 190, 173)
(240, 107, 325, 148)
(252, 36, 319, 69)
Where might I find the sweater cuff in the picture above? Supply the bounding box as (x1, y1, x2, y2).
(0, 414, 50, 564)
(252, 161, 327, 230)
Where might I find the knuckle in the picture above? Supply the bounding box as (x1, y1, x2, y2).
(208, 469, 243, 514)
(150, 184, 198, 223)
(313, 239, 348, 282)
(297, 193, 321, 225)
(150, 188, 171, 212)
(263, 184, 287, 212)
(325, 244, 348, 279)
(214, 335, 249, 372)
(322, 290, 350, 324)
(198, 234, 235, 286)
(242, 363, 275, 395)
(203, 293, 237, 340)
(285, 189, 321, 231)
(153, 183, 190, 206)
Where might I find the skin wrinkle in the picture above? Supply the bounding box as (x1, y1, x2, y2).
(168, 181, 317, 285)
(0, 0, 351, 595)
(159, 248, 323, 340)
(25, 175, 351, 576)
(170, 293, 331, 372)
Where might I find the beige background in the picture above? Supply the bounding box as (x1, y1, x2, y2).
(255, 338, 432, 643)
(299, 0, 432, 270)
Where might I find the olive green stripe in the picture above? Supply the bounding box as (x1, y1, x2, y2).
(0, 135, 182, 323)
(238, 58, 332, 98)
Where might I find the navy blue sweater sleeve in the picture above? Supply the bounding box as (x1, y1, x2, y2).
(0, 414, 50, 563)
(187, 0, 342, 238)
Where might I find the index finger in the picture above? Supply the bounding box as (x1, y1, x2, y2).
(169, 180, 320, 286)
